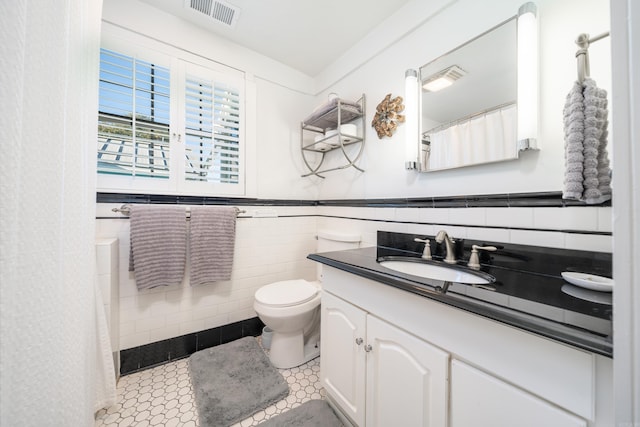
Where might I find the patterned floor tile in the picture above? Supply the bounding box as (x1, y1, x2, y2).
(95, 339, 324, 427)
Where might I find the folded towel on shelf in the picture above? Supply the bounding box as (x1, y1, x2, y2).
(189, 206, 237, 286)
(129, 205, 187, 290)
(303, 98, 362, 129)
(563, 78, 612, 204)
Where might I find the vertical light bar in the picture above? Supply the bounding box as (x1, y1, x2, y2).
(517, 2, 538, 149)
(405, 69, 419, 170)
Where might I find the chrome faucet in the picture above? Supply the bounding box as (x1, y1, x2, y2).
(435, 230, 457, 264)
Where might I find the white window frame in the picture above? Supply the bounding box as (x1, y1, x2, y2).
(97, 28, 247, 197)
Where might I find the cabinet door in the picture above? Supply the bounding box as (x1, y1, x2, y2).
(450, 360, 587, 427)
(321, 292, 367, 426)
(366, 315, 449, 427)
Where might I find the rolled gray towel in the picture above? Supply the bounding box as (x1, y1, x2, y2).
(562, 81, 585, 200)
(582, 79, 611, 204)
(562, 79, 612, 204)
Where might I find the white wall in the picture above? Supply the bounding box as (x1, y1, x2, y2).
(315, 0, 611, 199)
(0, 0, 103, 425)
(255, 78, 319, 198)
(100, 0, 613, 202)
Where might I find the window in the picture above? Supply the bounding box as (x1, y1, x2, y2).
(184, 71, 240, 185)
(98, 49, 171, 179)
(96, 44, 245, 196)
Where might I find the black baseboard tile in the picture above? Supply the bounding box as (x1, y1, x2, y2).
(119, 317, 265, 376)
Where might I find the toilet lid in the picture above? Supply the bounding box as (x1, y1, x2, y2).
(255, 280, 319, 307)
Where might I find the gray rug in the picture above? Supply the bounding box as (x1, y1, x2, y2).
(258, 400, 344, 427)
(189, 337, 289, 427)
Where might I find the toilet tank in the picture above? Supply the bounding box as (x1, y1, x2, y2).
(316, 230, 361, 252)
(316, 231, 361, 281)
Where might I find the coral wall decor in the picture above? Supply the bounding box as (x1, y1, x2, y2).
(371, 93, 405, 138)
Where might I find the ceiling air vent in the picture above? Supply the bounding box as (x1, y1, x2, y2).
(185, 0, 241, 28)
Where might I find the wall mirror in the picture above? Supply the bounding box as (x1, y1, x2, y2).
(418, 3, 537, 172)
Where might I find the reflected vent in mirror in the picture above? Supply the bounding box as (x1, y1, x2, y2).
(422, 65, 466, 92)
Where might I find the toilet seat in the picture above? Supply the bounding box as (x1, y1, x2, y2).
(255, 280, 319, 307)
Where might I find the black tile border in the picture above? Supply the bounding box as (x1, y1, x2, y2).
(97, 191, 611, 209)
(119, 317, 265, 376)
(98, 191, 612, 235)
(317, 191, 611, 208)
(96, 192, 316, 207)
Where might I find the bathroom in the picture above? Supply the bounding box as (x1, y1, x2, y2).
(1, 0, 638, 426)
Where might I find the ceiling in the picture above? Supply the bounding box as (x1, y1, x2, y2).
(139, 0, 412, 76)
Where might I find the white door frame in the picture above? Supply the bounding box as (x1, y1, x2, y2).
(610, 0, 640, 424)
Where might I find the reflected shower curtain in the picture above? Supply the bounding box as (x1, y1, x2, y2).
(425, 104, 517, 170)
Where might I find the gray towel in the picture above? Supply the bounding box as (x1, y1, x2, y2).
(189, 206, 237, 286)
(583, 78, 611, 204)
(129, 205, 187, 290)
(562, 78, 612, 204)
(562, 81, 585, 200)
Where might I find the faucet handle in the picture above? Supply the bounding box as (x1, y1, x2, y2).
(414, 238, 432, 260)
(467, 245, 497, 269)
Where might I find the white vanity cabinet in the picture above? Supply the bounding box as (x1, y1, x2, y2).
(321, 291, 449, 427)
(450, 360, 586, 427)
(320, 266, 613, 427)
(321, 291, 367, 426)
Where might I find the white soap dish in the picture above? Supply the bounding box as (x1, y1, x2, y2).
(561, 272, 613, 292)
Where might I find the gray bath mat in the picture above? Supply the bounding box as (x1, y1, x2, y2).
(189, 337, 289, 427)
(258, 400, 344, 427)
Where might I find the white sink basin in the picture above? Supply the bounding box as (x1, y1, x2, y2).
(379, 259, 494, 285)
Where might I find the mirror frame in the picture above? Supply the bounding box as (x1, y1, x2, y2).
(413, 2, 538, 173)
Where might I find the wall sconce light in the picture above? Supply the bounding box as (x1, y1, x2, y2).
(516, 2, 538, 149)
(405, 69, 419, 170)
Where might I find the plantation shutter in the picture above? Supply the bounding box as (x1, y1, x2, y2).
(184, 74, 241, 184)
(97, 48, 171, 179)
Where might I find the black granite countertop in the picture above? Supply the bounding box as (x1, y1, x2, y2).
(308, 232, 613, 357)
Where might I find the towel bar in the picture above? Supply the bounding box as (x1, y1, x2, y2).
(112, 204, 246, 218)
(575, 31, 610, 83)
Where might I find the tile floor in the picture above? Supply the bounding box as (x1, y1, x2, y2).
(95, 339, 325, 427)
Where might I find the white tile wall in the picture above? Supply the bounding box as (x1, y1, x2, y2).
(96, 203, 611, 351)
(96, 205, 317, 350)
(485, 207, 535, 229)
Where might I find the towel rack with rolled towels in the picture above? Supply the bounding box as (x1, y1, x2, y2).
(112, 204, 246, 218)
(575, 31, 610, 83)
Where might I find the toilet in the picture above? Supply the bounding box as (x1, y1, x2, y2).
(253, 230, 360, 368)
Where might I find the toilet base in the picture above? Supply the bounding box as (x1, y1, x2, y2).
(269, 331, 320, 369)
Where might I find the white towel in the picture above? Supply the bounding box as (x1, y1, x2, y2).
(189, 206, 237, 286)
(129, 205, 187, 290)
(563, 79, 612, 203)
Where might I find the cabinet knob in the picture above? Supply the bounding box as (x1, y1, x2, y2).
(355, 338, 363, 345)
(364, 344, 373, 352)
